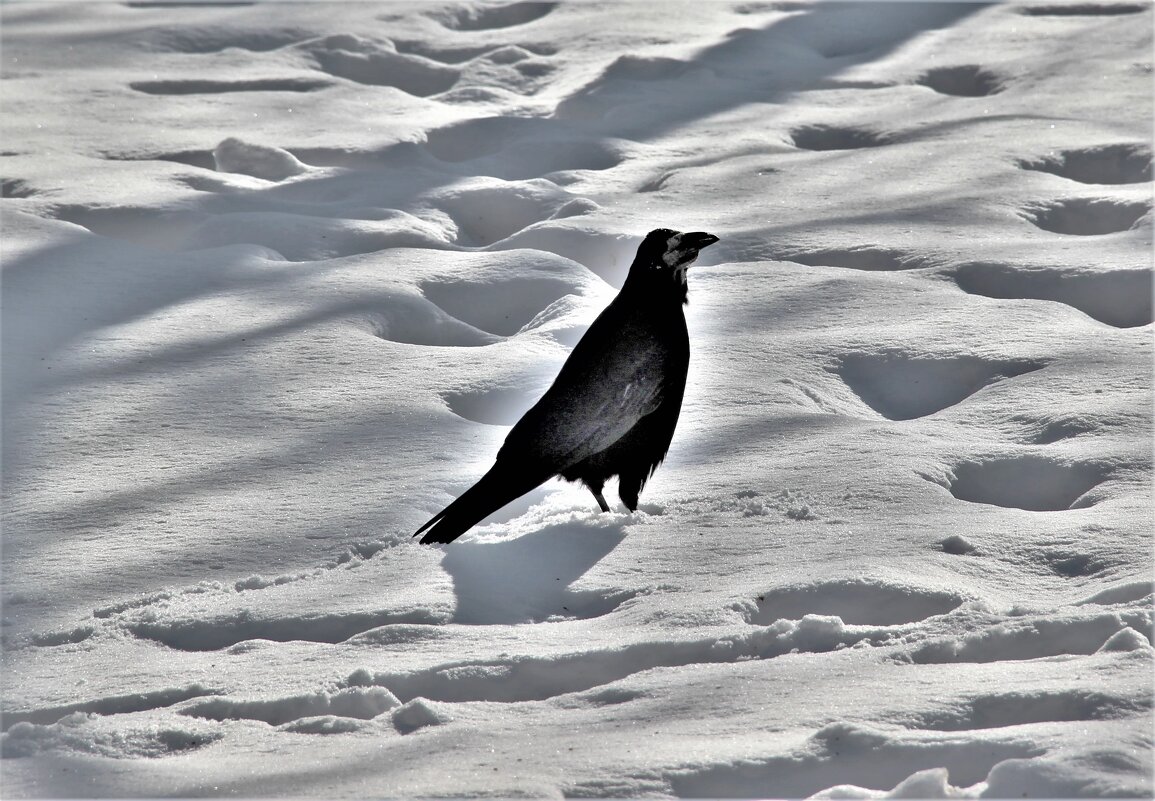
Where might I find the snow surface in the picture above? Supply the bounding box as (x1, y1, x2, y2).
(1, 0, 1152, 798)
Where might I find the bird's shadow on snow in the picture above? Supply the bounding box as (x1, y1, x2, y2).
(439, 517, 631, 625)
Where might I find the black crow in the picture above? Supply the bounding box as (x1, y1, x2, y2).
(415, 228, 719, 545)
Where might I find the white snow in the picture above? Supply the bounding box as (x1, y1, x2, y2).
(1, 0, 1151, 798)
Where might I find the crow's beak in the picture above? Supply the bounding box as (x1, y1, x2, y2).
(684, 232, 719, 250)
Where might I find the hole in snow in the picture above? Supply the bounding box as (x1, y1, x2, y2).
(48, 205, 206, 249)
(1019, 3, 1147, 15)
(909, 613, 1146, 664)
(130, 78, 332, 94)
(2, 685, 220, 729)
(181, 687, 398, 726)
(420, 277, 574, 336)
(127, 608, 444, 651)
(310, 47, 459, 96)
(747, 580, 964, 626)
(915, 689, 1141, 731)
(434, 2, 556, 31)
(365, 303, 500, 348)
(916, 65, 1004, 97)
(424, 118, 622, 179)
(1018, 412, 1103, 445)
(148, 27, 310, 54)
(442, 385, 541, 426)
(602, 54, 689, 81)
(1019, 143, 1153, 185)
(791, 125, 893, 151)
(1021, 198, 1150, 236)
(834, 353, 1044, 420)
(425, 118, 533, 162)
(1040, 550, 1110, 578)
(1, 178, 37, 198)
(393, 40, 494, 64)
(125, 1, 255, 6)
(944, 456, 1109, 511)
(781, 246, 932, 271)
(431, 184, 564, 246)
(27, 626, 95, 647)
(953, 262, 1153, 328)
(666, 730, 1039, 798)
(104, 149, 217, 170)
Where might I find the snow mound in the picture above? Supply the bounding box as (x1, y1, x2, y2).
(213, 137, 309, 181)
(392, 697, 453, 734)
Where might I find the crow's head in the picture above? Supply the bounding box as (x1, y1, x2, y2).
(625, 228, 719, 302)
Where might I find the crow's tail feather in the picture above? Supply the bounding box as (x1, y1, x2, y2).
(414, 466, 542, 545)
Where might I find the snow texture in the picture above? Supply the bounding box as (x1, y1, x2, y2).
(1, 0, 1151, 798)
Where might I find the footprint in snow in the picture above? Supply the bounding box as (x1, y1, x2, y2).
(424, 178, 594, 247)
(423, 117, 623, 180)
(420, 273, 579, 336)
(790, 124, 895, 151)
(952, 261, 1153, 328)
(129, 77, 333, 95)
(832, 352, 1045, 421)
(431, 1, 555, 31)
(123, 0, 256, 6)
(1018, 3, 1148, 16)
(745, 578, 964, 627)
(302, 35, 460, 97)
(1019, 143, 1152, 185)
(365, 299, 503, 348)
(912, 687, 1142, 731)
(915, 64, 1006, 97)
(1, 715, 223, 759)
(47, 204, 209, 250)
(909, 606, 1152, 663)
(2, 684, 220, 729)
(668, 723, 1038, 799)
(146, 27, 311, 54)
(180, 686, 399, 727)
(1020, 197, 1150, 236)
(125, 605, 445, 652)
(937, 455, 1110, 512)
(779, 245, 933, 271)
(1, 178, 38, 198)
(442, 385, 541, 426)
(392, 40, 495, 64)
(103, 148, 218, 171)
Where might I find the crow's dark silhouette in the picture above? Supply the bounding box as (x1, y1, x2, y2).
(415, 228, 719, 545)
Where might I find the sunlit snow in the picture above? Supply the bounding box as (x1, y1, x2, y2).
(1, 1, 1152, 798)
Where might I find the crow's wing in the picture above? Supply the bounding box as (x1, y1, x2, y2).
(497, 312, 671, 470)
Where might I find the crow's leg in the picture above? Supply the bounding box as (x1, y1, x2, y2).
(618, 472, 641, 512)
(579, 477, 611, 512)
(591, 489, 611, 513)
